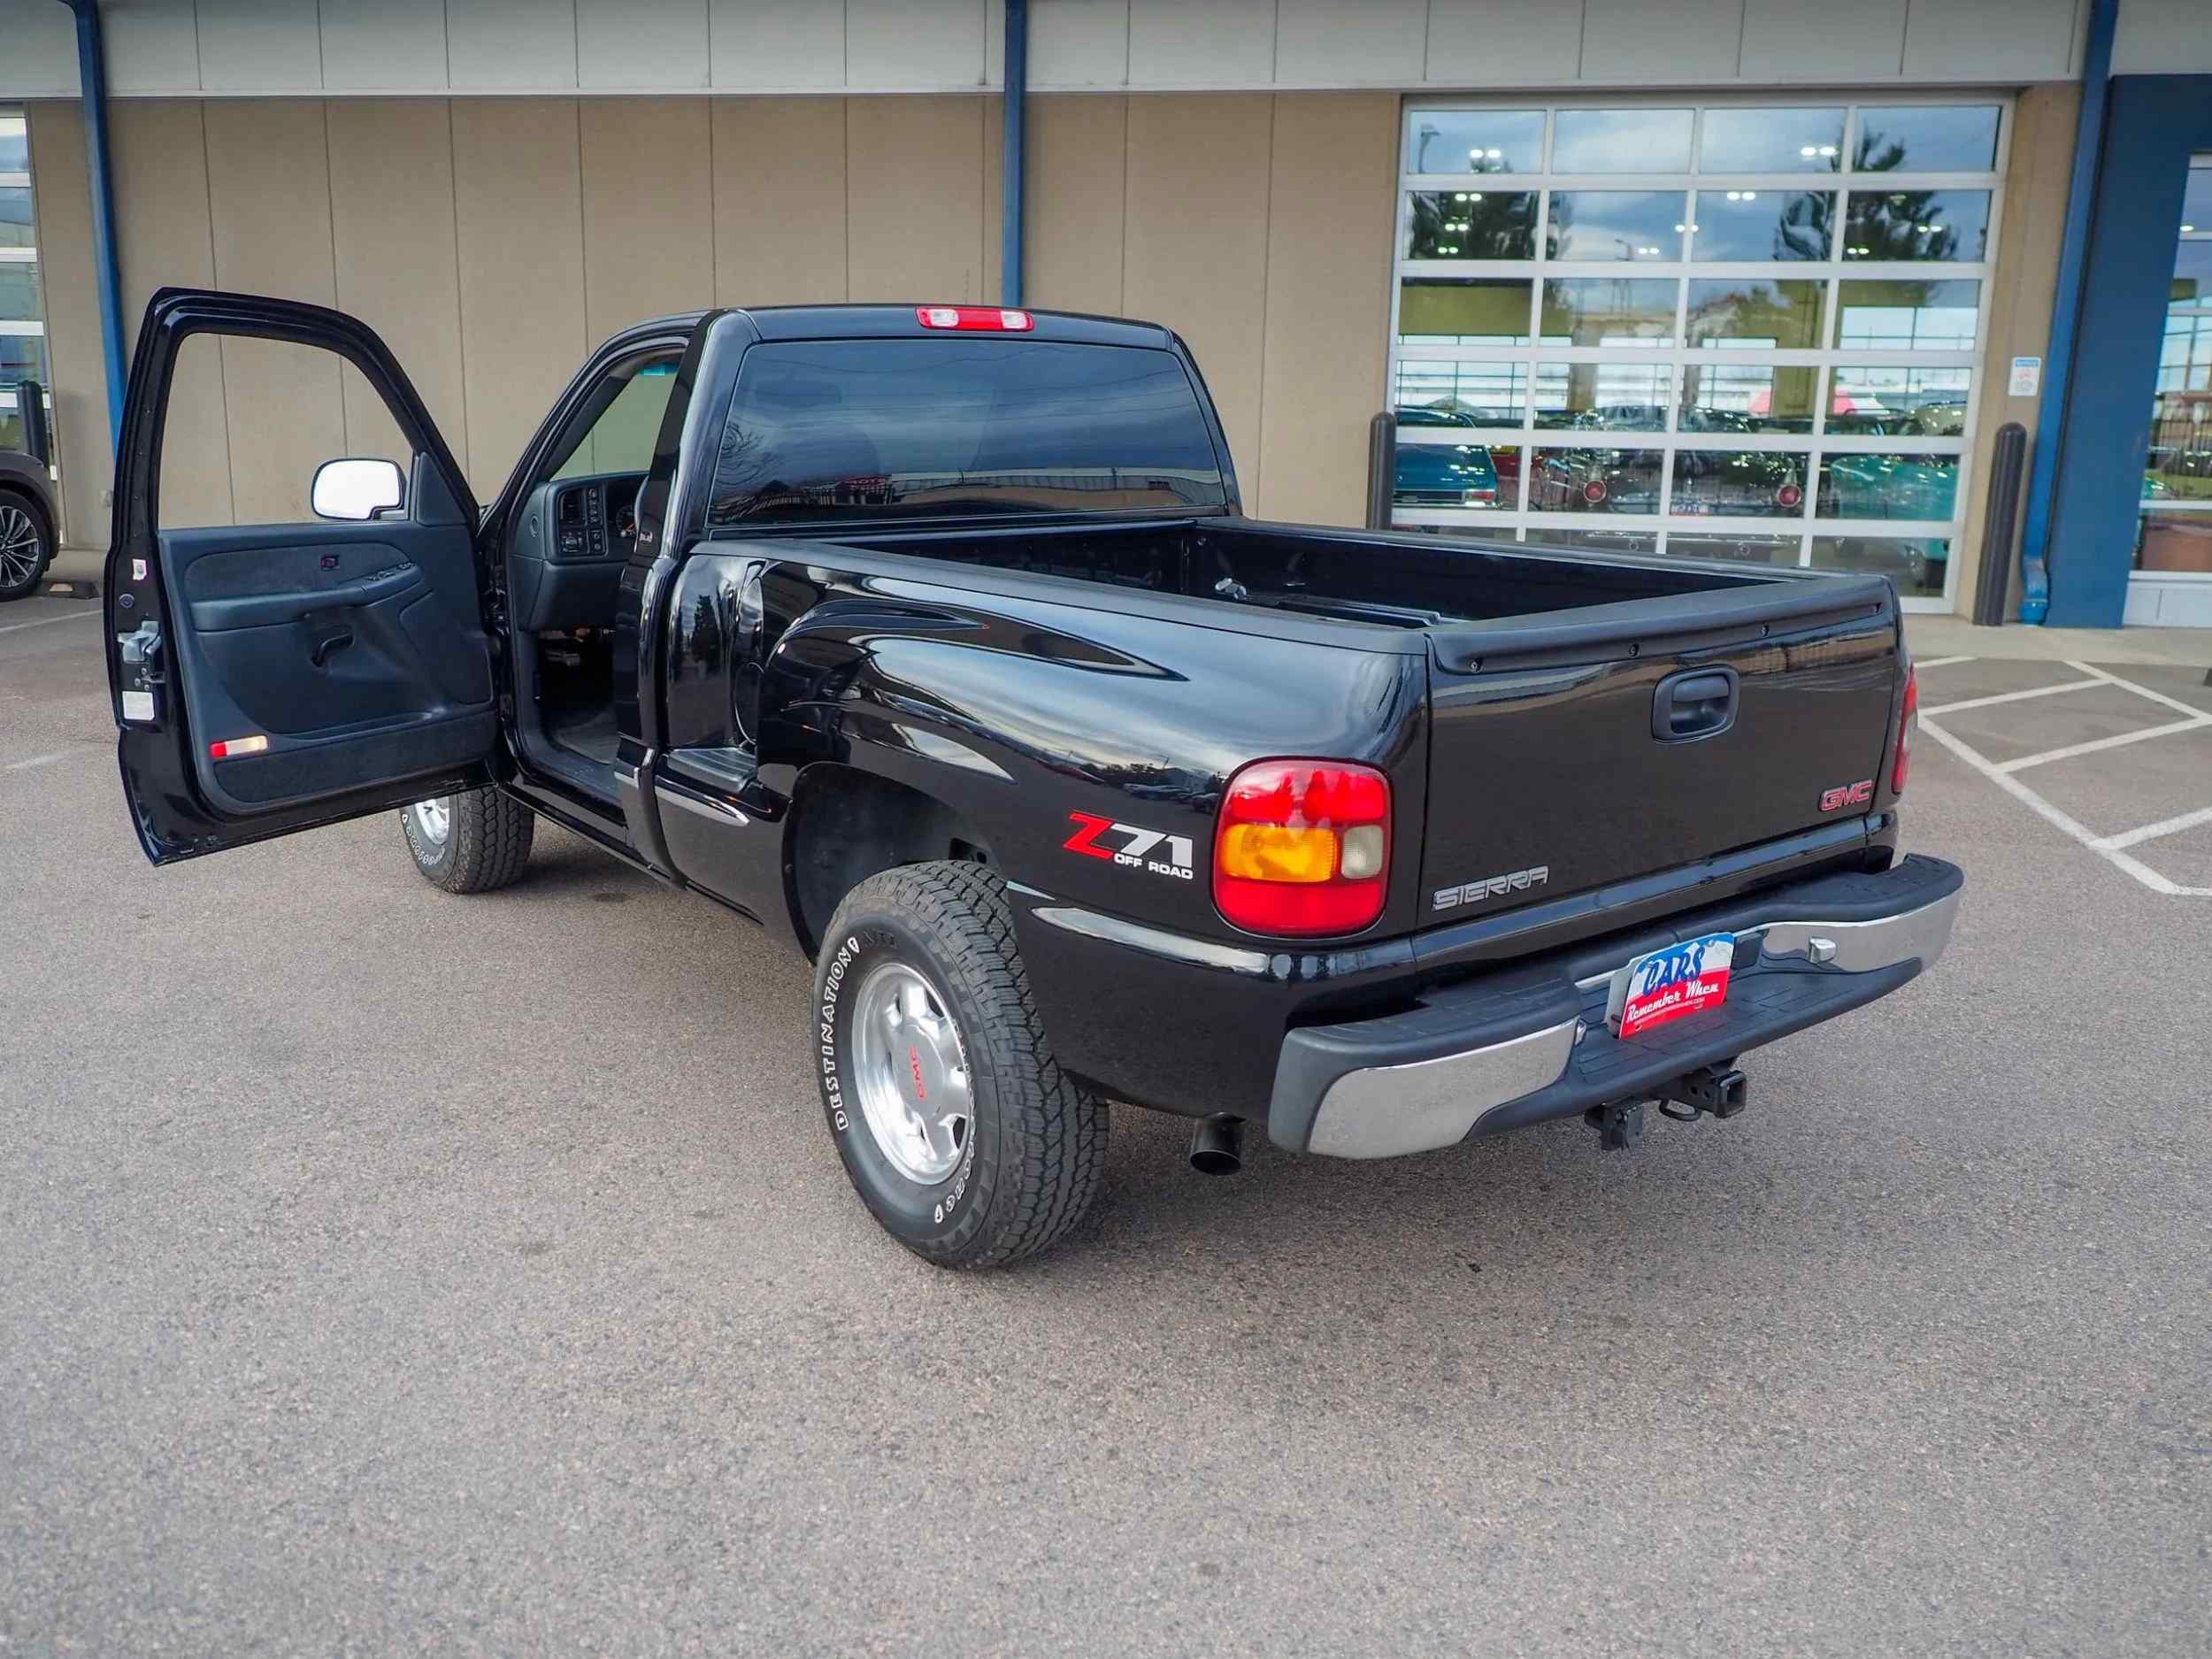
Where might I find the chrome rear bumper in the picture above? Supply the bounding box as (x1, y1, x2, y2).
(1271, 856, 1963, 1160)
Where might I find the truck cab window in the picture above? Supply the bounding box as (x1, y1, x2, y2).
(550, 355, 680, 481)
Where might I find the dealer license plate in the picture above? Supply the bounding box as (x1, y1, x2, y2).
(1606, 931, 1736, 1040)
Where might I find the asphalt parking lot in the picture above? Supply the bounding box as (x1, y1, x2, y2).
(4, 593, 2208, 1657)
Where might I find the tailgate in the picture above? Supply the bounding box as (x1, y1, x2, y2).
(1419, 579, 1901, 920)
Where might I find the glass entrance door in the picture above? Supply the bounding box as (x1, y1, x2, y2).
(2129, 153, 2212, 626)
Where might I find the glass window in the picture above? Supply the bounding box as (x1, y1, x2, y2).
(1679, 364, 1817, 433)
(1853, 107, 2001, 173)
(1552, 109, 1693, 173)
(1843, 189, 1990, 261)
(0, 334, 45, 382)
(1529, 447, 1664, 513)
(0, 260, 37, 323)
(1405, 111, 1545, 175)
(0, 408, 20, 452)
(1701, 109, 1845, 173)
(1817, 452, 1959, 521)
(1668, 532, 1800, 565)
(1826, 365, 1972, 435)
(1394, 442, 1516, 510)
(1399, 279, 1532, 344)
(706, 340, 1229, 526)
(1547, 192, 1684, 261)
(1524, 526, 1658, 554)
(0, 187, 32, 248)
(1540, 279, 1677, 346)
(2137, 510, 2212, 572)
(2183, 158, 2211, 234)
(1407, 190, 1539, 259)
(1810, 534, 1948, 598)
(0, 117, 27, 174)
(1533, 362, 1671, 430)
(1671, 450, 1810, 517)
(1833, 280, 1980, 349)
(1393, 360, 1526, 426)
(1686, 278, 1824, 349)
(1691, 189, 1832, 261)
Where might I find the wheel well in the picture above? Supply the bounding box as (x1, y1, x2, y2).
(0, 482, 52, 539)
(787, 764, 991, 957)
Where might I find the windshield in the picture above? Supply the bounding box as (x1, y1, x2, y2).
(705, 338, 1229, 526)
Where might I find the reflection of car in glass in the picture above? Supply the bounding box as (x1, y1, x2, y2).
(1672, 449, 1807, 516)
(1394, 442, 1500, 508)
(1817, 536, 1947, 593)
(1819, 452, 1954, 520)
(1530, 449, 1660, 512)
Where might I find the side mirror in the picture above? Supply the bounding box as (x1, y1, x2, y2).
(311, 457, 405, 521)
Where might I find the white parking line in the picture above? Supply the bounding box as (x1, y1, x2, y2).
(1995, 714, 2212, 774)
(0, 608, 101, 636)
(2094, 804, 2212, 851)
(2066, 659, 2212, 722)
(1918, 677, 2105, 717)
(1913, 655, 1976, 670)
(1918, 718, 2212, 896)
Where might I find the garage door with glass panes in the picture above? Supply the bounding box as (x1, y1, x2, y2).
(1390, 99, 2004, 608)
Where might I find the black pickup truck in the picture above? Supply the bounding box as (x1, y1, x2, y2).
(103, 289, 1961, 1268)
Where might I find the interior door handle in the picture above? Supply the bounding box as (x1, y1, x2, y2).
(311, 627, 355, 668)
(1652, 667, 1740, 741)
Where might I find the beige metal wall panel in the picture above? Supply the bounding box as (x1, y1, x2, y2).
(1255, 93, 1394, 526)
(981, 93, 1005, 302)
(710, 97, 849, 305)
(1025, 95, 1126, 317)
(103, 0, 203, 94)
(24, 104, 108, 542)
(1740, 0, 1909, 79)
(1424, 0, 1586, 85)
(204, 102, 347, 524)
(845, 97, 987, 302)
(1955, 83, 2077, 619)
(581, 98, 716, 341)
(1579, 0, 1752, 82)
(0, 4, 79, 95)
(1122, 95, 1271, 495)
(326, 100, 469, 474)
(447, 0, 581, 91)
(452, 98, 588, 496)
(1126, 0, 1277, 87)
(578, 0, 711, 89)
(320, 0, 452, 92)
(109, 100, 233, 529)
(1903, 0, 2085, 80)
(194, 0, 323, 93)
(1276, 0, 1427, 86)
(707, 0, 848, 89)
(848, 0, 991, 90)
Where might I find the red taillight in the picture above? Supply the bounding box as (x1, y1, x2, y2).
(916, 305, 1033, 332)
(1213, 760, 1391, 937)
(1891, 664, 1918, 797)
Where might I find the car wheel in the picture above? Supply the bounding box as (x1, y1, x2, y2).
(814, 861, 1107, 1269)
(399, 787, 535, 894)
(0, 489, 53, 602)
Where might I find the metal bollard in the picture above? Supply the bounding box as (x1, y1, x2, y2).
(1973, 422, 2028, 626)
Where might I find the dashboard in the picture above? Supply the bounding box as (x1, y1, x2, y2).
(510, 470, 646, 632)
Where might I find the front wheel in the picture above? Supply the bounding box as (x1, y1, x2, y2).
(814, 862, 1106, 1269)
(0, 489, 54, 601)
(399, 787, 534, 894)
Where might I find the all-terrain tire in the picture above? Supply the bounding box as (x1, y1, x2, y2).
(0, 488, 55, 601)
(399, 787, 535, 894)
(815, 861, 1107, 1269)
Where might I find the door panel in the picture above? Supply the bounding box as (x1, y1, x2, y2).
(105, 288, 501, 864)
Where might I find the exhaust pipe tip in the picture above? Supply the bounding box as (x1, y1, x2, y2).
(1189, 1116, 1245, 1176)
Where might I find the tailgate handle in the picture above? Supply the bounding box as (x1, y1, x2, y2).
(1653, 667, 1739, 742)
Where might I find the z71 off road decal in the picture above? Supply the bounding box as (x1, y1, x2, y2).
(1064, 812, 1195, 881)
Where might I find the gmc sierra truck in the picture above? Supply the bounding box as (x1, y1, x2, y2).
(103, 289, 1962, 1268)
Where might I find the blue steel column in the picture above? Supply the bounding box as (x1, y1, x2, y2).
(1001, 0, 1026, 307)
(61, 0, 127, 450)
(2013, 0, 2117, 625)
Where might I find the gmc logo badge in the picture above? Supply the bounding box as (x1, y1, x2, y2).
(1820, 779, 1875, 812)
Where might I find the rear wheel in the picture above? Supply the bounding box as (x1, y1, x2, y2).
(0, 490, 53, 601)
(400, 787, 534, 894)
(814, 862, 1106, 1269)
